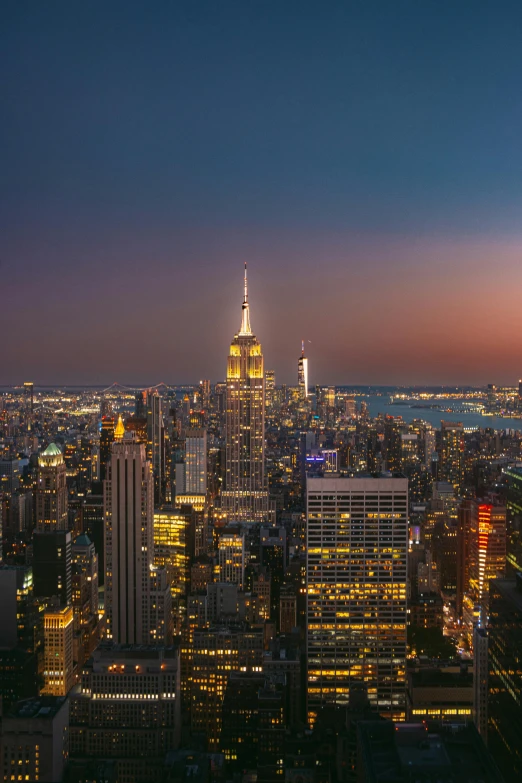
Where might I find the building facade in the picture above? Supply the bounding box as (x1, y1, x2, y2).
(42, 605, 74, 696)
(306, 475, 408, 724)
(104, 438, 153, 645)
(69, 645, 180, 783)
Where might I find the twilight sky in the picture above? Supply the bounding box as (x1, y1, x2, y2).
(2, 0, 522, 387)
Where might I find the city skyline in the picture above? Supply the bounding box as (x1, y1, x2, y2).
(3, 2, 522, 386)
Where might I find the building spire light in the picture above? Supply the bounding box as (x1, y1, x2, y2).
(239, 262, 252, 335)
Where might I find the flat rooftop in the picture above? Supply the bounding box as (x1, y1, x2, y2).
(8, 696, 67, 720)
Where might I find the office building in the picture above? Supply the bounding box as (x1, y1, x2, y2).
(0, 458, 23, 493)
(0, 565, 35, 649)
(35, 443, 68, 532)
(99, 415, 115, 482)
(440, 421, 464, 491)
(71, 534, 100, 665)
(71, 534, 98, 619)
(145, 390, 165, 505)
(147, 566, 174, 645)
(104, 438, 153, 644)
(487, 575, 522, 780)
(220, 672, 285, 775)
(190, 625, 264, 749)
(69, 645, 180, 783)
(265, 369, 275, 410)
(0, 696, 69, 783)
(297, 340, 309, 399)
(279, 586, 297, 633)
(407, 663, 473, 722)
(33, 530, 72, 607)
(307, 475, 408, 724)
(221, 264, 271, 523)
(82, 485, 104, 575)
(457, 498, 473, 618)
(42, 604, 74, 696)
(153, 510, 190, 599)
(505, 465, 522, 572)
(217, 531, 245, 588)
(384, 417, 404, 473)
(473, 626, 488, 740)
(185, 428, 207, 495)
(357, 721, 503, 783)
(466, 500, 506, 624)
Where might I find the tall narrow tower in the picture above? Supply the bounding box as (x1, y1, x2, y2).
(36, 443, 68, 532)
(297, 340, 308, 399)
(104, 439, 153, 644)
(221, 265, 270, 523)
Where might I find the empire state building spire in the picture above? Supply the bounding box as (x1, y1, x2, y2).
(222, 263, 273, 523)
(239, 262, 252, 336)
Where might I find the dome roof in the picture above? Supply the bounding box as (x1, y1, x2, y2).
(74, 533, 92, 547)
(42, 443, 62, 457)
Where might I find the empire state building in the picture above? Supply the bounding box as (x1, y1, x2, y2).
(221, 265, 272, 523)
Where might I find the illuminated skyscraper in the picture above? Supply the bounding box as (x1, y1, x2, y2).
(185, 428, 207, 495)
(42, 605, 74, 696)
(36, 443, 68, 532)
(306, 475, 408, 724)
(153, 510, 189, 600)
(297, 341, 309, 399)
(440, 421, 464, 491)
(221, 265, 271, 522)
(465, 499, 506, 625)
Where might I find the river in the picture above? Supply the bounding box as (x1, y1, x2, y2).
(360, 395, 522, 432)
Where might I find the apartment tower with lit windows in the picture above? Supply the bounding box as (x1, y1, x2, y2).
(221, 265, 271, 522)
(306, 475, 408, 724)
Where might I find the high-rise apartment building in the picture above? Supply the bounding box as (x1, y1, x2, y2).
(306, 475, 408, 724)
(36, 443, 68, 532)
(440, 421, 464, 491)
(42, 605, 74, 696)
(185, 428, 207, 495)
(297, 341, 309, 399)
(221, 265, 271, 523)
(104, 438, 153, 644)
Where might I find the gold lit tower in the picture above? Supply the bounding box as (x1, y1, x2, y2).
(221, 264, 271, 522)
